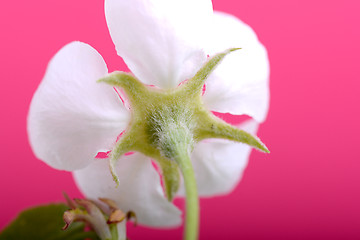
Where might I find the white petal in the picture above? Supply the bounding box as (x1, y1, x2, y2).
(178, 120, 259, 197)
(203, 12, 270, 122)
(28, 42, 129, 171)
(105, 0, 213, 88)
(73, 153, 182, 227)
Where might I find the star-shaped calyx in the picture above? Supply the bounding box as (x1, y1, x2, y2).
(99, 48, 269, 201)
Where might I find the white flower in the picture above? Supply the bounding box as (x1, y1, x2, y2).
(28, 0, 269, 228)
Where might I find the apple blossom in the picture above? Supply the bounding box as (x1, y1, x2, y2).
(28, 0, 269, 239)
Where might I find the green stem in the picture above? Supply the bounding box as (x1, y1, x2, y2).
(110, 220, 126, 240)
(109, 223, 118, 240)
(174, 151, 199, 240)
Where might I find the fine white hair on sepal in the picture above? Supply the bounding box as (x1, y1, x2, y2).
(147, 104, 195, 160)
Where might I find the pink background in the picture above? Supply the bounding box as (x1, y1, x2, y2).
(1, 0, 359, 239)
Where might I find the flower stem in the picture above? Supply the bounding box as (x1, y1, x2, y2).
(174, 150, 199, 240)
(108, 219, 126, 240)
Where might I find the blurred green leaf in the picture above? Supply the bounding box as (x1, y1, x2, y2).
(0, 203, 99, 240)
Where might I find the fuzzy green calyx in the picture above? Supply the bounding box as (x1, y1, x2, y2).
(99, 48, 269, 201)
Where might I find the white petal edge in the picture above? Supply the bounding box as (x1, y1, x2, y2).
(203, 12, 270, 123)
(73, 153, 182, 227)
(28, 42, 129, 171)
(177, 120, 259, 197)
(105, 0, 213, 89)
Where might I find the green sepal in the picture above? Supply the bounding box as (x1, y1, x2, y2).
(156, 156, 181, 201)
(194, 113, 269, 153)
(98, 71, 148, 107)
(0, 204, 99, 240)
(182, 48, 241, 96)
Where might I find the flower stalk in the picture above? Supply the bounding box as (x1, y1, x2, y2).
(174, 149, 199, 240)
(151, 104, 198, 240)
